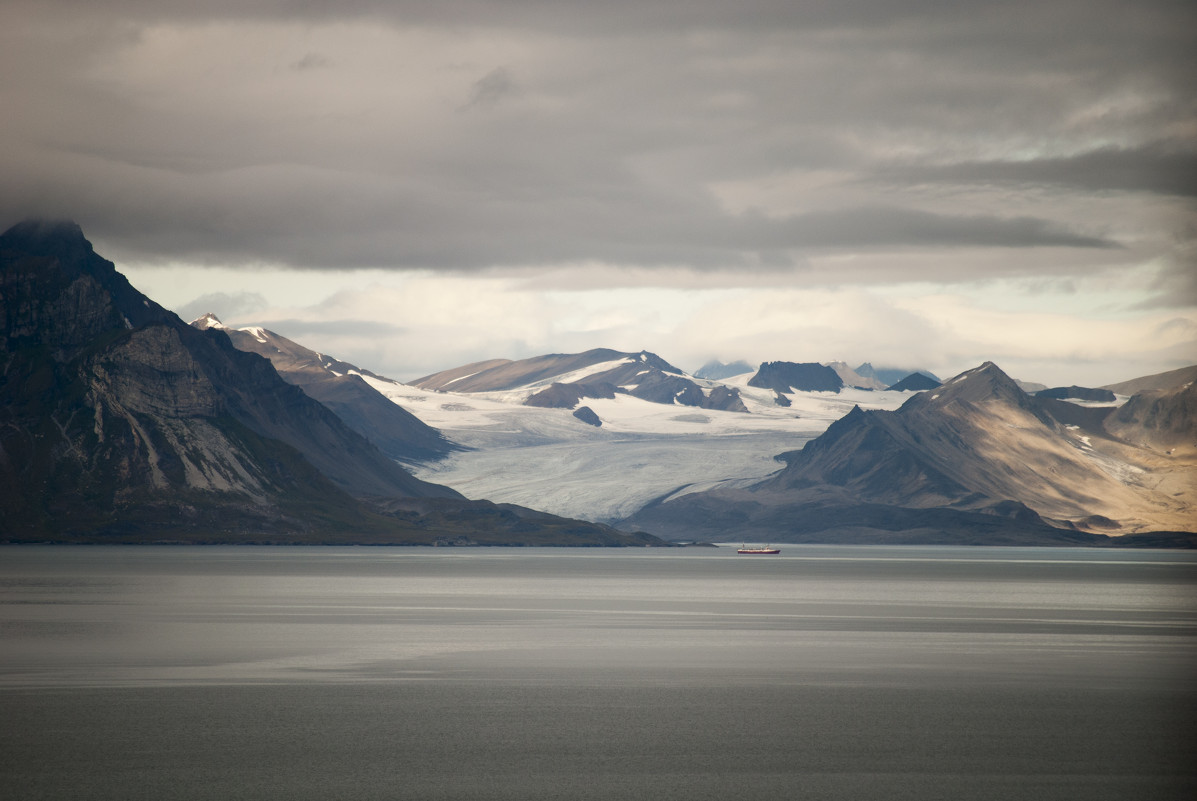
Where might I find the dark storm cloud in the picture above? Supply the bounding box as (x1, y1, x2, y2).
(741, 207, 1120, 251)
(1, 0, 1193, 278)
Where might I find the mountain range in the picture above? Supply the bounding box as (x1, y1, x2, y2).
(413, 349, 748, 412)
(0, 221, 658, 546)
(3, 220, 1192, 547)
(625, 362, 1195, 545)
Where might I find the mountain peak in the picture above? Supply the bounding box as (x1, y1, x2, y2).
(915, 361, 1030, 409)
(1, 218, 87, 248)
(190, 312, 228, 331)
(1, 219, 97, 270)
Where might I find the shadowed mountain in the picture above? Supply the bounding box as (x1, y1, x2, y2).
(748, 361, 844, 393)
(887, 372, 942, 392)
(414, 348, 747, 413)
(191, 314, 458, 464)
(1036, 385, 1116, 402)
(623, 362, 1195, 545)
(0, 221, 660, 546)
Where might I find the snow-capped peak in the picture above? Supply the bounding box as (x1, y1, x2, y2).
(190, 312, 228, 330)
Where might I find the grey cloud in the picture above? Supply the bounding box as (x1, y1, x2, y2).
(461, 67, 516, 110)
(740, 207, 1121, 251)
(874, 144, 1197, 198)
(290, 52, 331, 71)
(0, 0, 1190, 284)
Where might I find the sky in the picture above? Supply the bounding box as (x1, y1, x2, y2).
(2, 1, 1195, 386)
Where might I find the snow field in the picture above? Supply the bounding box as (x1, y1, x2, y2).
(361, 373, 916, 522)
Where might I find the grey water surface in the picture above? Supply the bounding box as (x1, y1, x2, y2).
(1, 545, 1194, 800)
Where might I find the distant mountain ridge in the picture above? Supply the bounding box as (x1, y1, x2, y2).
(694, 359, 754, 380)
(748, 361, 844, 393)
(413, 348, 748, 414)
(1102, 365, 1197, 396)
(624, 362, 1196, 544)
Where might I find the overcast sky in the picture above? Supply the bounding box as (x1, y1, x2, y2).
(3, 1, 1194, 385)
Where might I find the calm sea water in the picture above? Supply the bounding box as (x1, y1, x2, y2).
(1, 545, 1194, 800)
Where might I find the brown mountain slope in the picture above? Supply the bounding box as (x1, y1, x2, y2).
(624, 362, 1195, 544)
(1102, 364, 1197, 396)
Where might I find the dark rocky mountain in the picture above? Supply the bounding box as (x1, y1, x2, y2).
(416, 348, 747, 413)
(623, 362, 1196, 545)
(190, 314, 457, 464)
(1036, 385, 1117, 402)
(0, 220, 660, 546)
(572, 406, 602, 427)
(748, 361, 844, 393)
(693, 359, 754, 380)
(887, 372, 942, 392)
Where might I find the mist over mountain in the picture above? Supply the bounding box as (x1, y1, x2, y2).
(693, 360, 754, 380)
(826, 362, 887, 390)
(856, 363, 940, 387)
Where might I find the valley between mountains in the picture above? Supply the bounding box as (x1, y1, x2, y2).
(196, 298, 1196, 546)
(3, 221, 1193, 546)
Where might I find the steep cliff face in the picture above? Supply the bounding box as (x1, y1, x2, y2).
(0, 221, 458, 540)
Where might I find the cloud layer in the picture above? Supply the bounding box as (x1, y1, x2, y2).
(3, 1, 1195, 382)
